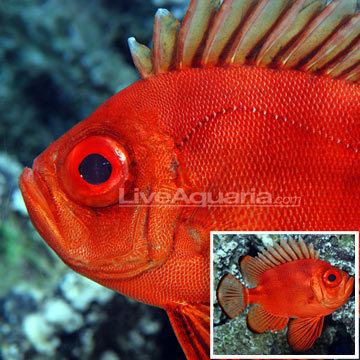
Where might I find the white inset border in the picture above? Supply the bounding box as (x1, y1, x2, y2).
(210, 231, 359, 359)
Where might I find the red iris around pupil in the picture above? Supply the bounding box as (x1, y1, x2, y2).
(62, 136, 130, 207)
(323, 268, 342, 288)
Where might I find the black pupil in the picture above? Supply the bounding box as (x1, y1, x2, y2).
(328, 274, 336, 282)
(78, 154, 112, 185)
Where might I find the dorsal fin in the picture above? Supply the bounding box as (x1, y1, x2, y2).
(240, 238, 320, 286)
(202, 0, 256, 66)
(128, 0, 359, 84)
(256, 0, 326, 67)
(177, 0, 220, 69)
(279, 0, 357, 68)
(224, 0, 291, 65)
(153, 9, 180, 74)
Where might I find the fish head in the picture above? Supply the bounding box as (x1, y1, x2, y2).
(311, 261, 354, 310)
(19, 80, 181, 290)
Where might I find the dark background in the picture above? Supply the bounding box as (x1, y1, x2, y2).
(0, 1, 188, 359)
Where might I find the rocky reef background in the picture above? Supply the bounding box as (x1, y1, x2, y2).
(212, 234, 356, 356)
(0, 0, 188, 359)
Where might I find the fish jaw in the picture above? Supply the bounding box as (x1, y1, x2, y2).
(19, 167, 63, 252)
(19, 166, 96, 270)
(19, 164, 175, 284)
(344, 275, 355, 301)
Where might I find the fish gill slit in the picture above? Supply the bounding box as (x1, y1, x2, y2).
(176, 103, 359, 153)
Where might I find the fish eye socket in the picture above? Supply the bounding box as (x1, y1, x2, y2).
(78, 153, 112, 185)
(62, 135, 131, 207)
(323, 269, 342, 287)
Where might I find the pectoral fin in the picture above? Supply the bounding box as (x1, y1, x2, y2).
(287, 316, 324, 352)
(166, 303, 210, 360)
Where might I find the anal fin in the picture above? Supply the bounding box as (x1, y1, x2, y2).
(247, 304, 288, 333)
(166, 303, 210, 360)
(287, 316, 324, 352)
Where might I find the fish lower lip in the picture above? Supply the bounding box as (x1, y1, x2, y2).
(19, 168, 61, 240)
(345, 275, 355, 296)
(20, 168, 49, 213)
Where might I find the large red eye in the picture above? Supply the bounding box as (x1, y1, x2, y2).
(62, 136, 131, 207)
(323, 268, 342, 288)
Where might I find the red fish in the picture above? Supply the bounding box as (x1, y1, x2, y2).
(217, 238, 354, 352)
(19, 0, 359, 358)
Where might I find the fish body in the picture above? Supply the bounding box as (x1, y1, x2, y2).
(19, 0, 359, 358)
(19, 64, 358, 305)
(217, 239, 354, 351)
(249, 259, 347, 318)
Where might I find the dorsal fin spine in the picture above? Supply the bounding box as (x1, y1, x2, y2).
(259, 246, 280, 265)
(299, 238, 310, 258)
(288, 238, 304, 259)
(258, 252, 277, 267)
(128, 37, 154, 79)
(153, 9, 180, 74)
(177, 0, 220, 69)
(308, 243, 315, 259)
(202, 0, 256, 66)
(225, 0, 291, 65)
(267, 245, 287, 263)
(344, 63, 360, 82)
(253, 239, 319, 270)
(256, 0, 326, 67)
(325, 37, 360, 76)
(280, 0, 357, 68)
(279, 239, 298, 260)
(273, 242, 292, 262)
(129, 0, 359, 84)
(240, 238, 320, 287)
(304, 13, 360, 72)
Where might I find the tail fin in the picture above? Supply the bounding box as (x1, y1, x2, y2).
(216, 274, 248, 319)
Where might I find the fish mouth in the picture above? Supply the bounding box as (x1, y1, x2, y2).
(19, 168, 62, 247)
(19, 168, 175, 282)
(344, 275, 355, 298)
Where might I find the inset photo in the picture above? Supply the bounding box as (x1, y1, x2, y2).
(210, 232, 359, 359)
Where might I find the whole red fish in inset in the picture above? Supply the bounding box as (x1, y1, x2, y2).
(19, 0, 360, 359)
(217, 238, 354, 352)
